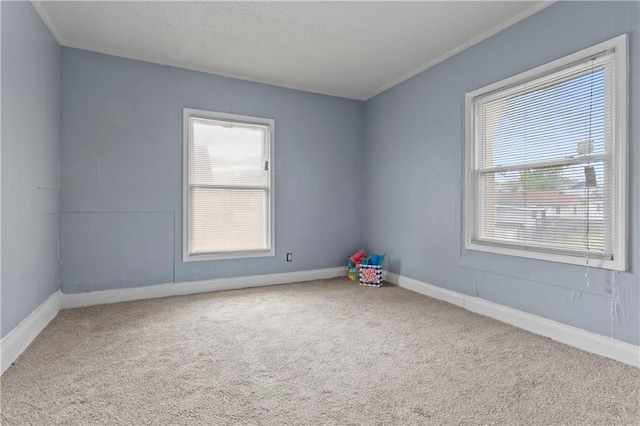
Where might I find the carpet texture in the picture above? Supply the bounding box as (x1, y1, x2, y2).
(1, 279, 639, 425)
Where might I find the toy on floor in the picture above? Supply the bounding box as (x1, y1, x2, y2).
(347, 249, 366, 281)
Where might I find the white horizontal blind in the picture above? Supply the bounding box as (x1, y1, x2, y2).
(187, 114, 272, 257)
(470, 50, 617, 260)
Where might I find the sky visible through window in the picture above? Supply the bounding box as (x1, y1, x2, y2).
(192, 120, 267, 186)
(490, 69, 605, 185)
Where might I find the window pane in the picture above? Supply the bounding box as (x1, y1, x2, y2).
(192, 119, 268, 186)
(189, 188, 269, 254)
(480, 69, 607, 169)
(477, 162, 609, 255)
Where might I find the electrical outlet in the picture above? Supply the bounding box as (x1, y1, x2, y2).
(286, 253, 292, 262)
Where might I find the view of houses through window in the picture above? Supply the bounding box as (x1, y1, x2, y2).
(486, 164, 605, 253)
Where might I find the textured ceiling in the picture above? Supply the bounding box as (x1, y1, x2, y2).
(35, 1, 549, 100)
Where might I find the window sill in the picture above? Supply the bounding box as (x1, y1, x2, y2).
(183, 250, 275, 262)
(465, 242, 626, 272)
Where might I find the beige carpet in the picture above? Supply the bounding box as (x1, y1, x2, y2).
(1, 279, 639, 425)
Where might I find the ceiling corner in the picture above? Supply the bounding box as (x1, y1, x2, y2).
(364, 1, 557, 100)
(31, 0, 64, 45)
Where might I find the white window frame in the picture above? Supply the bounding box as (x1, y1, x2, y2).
(183, 108, 275, 262)
(464, 34, 628, 271)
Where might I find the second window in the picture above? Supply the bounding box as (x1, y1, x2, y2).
(183, 109, 274, 261)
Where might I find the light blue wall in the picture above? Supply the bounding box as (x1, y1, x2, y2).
(60, 48, 364, 293)
(1, 2, 61, 338)
(363, 1, 639, 345)
(17, 1, 635, 347)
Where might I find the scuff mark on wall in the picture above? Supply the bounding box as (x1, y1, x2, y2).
(604, 270, 614, 297)
(473, 272, 478, 297)
(564, 289, 579, 308)
(610, 271, 627, 338)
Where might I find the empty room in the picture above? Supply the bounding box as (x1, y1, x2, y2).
(1, 0, 639, 424)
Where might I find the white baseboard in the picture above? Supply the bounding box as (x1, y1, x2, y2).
(62, 266, 347, 309)
(383, 271, 640, 368)
(1, 290, 62, 375)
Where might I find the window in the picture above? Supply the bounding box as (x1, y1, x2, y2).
(183, 109, 274, 261)
(465, 35, 627, 271)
